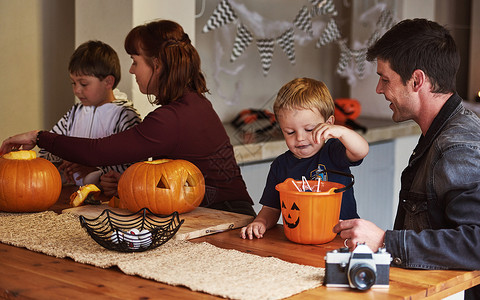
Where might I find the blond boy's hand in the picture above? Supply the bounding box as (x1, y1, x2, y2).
(312, 122, 369, 162)
(240, 221, 267, 239)
(312, 123, 348, 144)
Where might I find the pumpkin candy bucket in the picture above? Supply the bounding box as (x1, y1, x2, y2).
(275, 170, 354, 244)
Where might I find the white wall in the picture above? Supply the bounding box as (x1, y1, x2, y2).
(131, 0, 196, 118)
(349, 0, 435, 118)
(0, 1, 42, 143)
(75, 0, 133, 101)
(75, 0, 195, 119)
(195, 0, 349, 122)
(0, 0, 74, 143)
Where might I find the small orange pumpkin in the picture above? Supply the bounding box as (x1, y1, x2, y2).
(118, 159, 205, 214)
(0, 150, 62, 212)
(334, 98, 361, 124)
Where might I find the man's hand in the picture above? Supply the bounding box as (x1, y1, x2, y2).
(333, 219, 386, 251)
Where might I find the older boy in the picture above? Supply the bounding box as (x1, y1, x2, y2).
(39, 40, 141, 186)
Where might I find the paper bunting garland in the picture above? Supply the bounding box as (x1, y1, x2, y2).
(377, 9, 395, 30)
(202, 0, 237, 33)
(335, 42, 369, 84)
(310, 0, 338, 17)
(316, 19, 341, 47)
(276, 28, 296, 65)
(336, 41, 350, 75)
(201, 0, 395, 82)
(256, 39, 275, 76)
(334, 7, 394, 86)
(231, 24, 253, 62)
(293, 6, 313, 36)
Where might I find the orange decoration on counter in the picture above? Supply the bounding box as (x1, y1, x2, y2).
(334, 98, 361, 124)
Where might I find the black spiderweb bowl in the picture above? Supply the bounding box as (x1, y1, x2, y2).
(79, 208, 184, 252)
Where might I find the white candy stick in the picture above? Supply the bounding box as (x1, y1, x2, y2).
(291, 180, 302, 192)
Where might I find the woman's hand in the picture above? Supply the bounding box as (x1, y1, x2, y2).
(100, 171, 122, 197)
(0, 130, 39, 155)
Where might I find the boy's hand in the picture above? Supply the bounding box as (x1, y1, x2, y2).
(313, 122, 369, 162)
(100, 171, 121, 197)
(58, 161, 74, 183)
(312, 123, 346, 144)
(240, 221, 267, 239)
(59, 161, 97, 183)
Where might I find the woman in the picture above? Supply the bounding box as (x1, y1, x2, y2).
(1, 20, 255, 217)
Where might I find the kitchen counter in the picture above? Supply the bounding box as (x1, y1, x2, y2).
(226, 117, 421, 165)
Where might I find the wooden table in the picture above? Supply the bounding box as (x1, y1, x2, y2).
(1, 187, 480, 299)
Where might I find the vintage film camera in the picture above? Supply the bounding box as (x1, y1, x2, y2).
(324, 243, 391, 290)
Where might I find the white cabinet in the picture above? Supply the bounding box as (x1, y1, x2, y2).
(240, 135, 418, 230)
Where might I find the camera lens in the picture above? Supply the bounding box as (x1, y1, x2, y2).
(348, 263, 376, 290)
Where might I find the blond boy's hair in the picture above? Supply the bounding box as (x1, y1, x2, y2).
(273, 78, 335, 120)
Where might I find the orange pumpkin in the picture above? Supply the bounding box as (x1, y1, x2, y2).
(0, 150, 62, 212)
(118, 159, 205, 214)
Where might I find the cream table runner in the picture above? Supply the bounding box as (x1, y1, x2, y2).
(0, 211, 324, 300)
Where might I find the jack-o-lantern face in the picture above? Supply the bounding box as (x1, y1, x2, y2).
(118, 159, 205, 215)
(276, 178, 344, 244)
(334, 98, 361, 123)
(281, 201, 300, 229)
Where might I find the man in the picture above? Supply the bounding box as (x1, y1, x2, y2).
(333, 18, 480, 299)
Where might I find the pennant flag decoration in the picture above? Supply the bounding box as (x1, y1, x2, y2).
(310, 0, 338, 17)
(276, 28, 296, 65)
(377, 9, 395, 30)
(293, 6, 313, 36)
(201, 0, 396, 82)
(367, 30, 381, 48)
(353, 49, 367, 78)
(256, 39, 275, 76)
(336, 40, 369, 84)
(316, 18, 341, 48)
(336, 40, 350, 75)
(202, 0, 238, 33)
(231, 24, 254, 62)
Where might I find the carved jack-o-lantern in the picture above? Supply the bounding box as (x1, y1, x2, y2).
(118, 159, 205, 215)
(276, 178, 345, 244)
(334, 98, 361, 124)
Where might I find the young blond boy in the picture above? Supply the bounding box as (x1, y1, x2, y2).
(241, 78, 369, 239)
